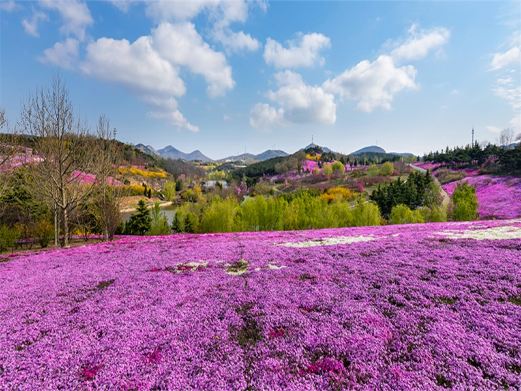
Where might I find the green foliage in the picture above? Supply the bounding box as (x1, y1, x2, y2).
(367, 164, 380, 177)
(124, 200, 151, 235)
(370, 171, 435, 217)
(350, 200, 382, 226)
(162, 181, 176, 202)
(331, 161, 345, 175)
(322, 164, 333, 177)
(380, 162, 395, 176)
(172, 203, 200, 233)
(200, 197, 238, 233)
(148, 202, 171, 235)
(32, 220, 54, 248)
(450, 183, 478, 221)
(389, 204, 424, 224)
(175, 179, 184, 191)
(0, 225, 19, 252)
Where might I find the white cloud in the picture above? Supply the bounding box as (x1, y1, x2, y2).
(40, 0, 92, 40)
(250, 103, 283, 128)
(212, 28, 260, 52)
(151, 22, 234, 96)
(0, 0, 19, 12)
(40, 38, 79, 69)
(108, 0, 138, 12)
(250, 71, 336, 128)
(263, 33, 331, 68)
(390, 24, 450, 62)
(81, 36, 199, 131)
(490, 46, 521, 71)
(323, 55, 417, 112)
(486, 125, 502, 134)
(22, 10, 48, 37)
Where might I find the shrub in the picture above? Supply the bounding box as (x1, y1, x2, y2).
(33, 220, 53, 248)
(367, 164, 380, 177)
(320, 186, 355, 203)
(322, 164, 333, 177)
(380, 162, 394, 176)
(173, 204, 200, 233)
(331, 161, 345, 176)
(162, 181, 176, 202)
(0, 225, 19, 252)
(450, 183, 478, 221)
(389, 204, 424, 224)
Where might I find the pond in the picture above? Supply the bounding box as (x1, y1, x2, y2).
(121, 205, 177, 225)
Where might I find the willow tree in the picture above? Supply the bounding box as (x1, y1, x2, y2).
(19, 78, 103, 247)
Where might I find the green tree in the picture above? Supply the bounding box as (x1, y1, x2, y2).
(200, 197, 238, 233)
(124, 200, 151, 235)
(351, 200, 382, 226)
(389, 204, 424, 224)
(331, 161, 345, 176)
(162, 181, 176, 202)
(450, 183, 478, 221)
(323, 164, 333, 177)
(149, 202, 171, 235)
(380, 162, 394, 176)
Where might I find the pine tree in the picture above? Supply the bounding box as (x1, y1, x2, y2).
(124, 200, 151, 235)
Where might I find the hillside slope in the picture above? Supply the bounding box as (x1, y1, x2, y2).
(1, 220, 520, 389)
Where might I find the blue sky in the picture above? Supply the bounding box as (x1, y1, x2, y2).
(1, 0, 520, 159)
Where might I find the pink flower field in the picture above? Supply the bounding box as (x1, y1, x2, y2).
(1, 220, 520, 390)
(443, 175, 521, 219)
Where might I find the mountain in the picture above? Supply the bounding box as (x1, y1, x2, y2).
(303, 143, 332, 153)
(135, 144, 157, 156)
(220, 149, 288, 163)
(157, 145, 213, 162)
(350, 145, 386, 155)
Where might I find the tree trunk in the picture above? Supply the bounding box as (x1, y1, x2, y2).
(62, 207, 69, 248)
(54, 204, 58, 247)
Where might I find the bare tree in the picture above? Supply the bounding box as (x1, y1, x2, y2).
(0, 109, 18, 197)
(90, 115, 122, 240)
(19, 78, 101, 247)
(499, 128, 514, 146)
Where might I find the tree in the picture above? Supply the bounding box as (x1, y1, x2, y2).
(331, 161, 345, 176)
(162, 181, 176, 202)
(19, 78, 106, 247)
(499, 128, 514, 146)
(148, 202, 170, 235)
(323, 164, 333, 177)
(450, 183, 478, 221)
(380, 162, 394, 176)
(124, 200, 151, 235)
(389, 204, 424, 224)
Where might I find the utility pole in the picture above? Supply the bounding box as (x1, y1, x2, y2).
(472, 127, 475, 146)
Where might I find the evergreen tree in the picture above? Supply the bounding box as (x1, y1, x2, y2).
(124, 200, 151, 235)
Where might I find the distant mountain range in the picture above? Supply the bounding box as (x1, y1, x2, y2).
(135, 144, 287, 163)
(135, 142, 414, 163)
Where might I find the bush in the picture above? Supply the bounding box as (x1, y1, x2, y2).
(173, 204, 200, 233)
(331, 161, 345, 176)
(367, 164, 380, 177)
(389, 204, 424, 224)
(0, 225, 19, 252)
(380, 162, 394, 176)
(320, 187, 355, 203)
(450, 183, 478, 221)
(33, 220, 53, 248)
(162, 181, 176, 202)
(323, 164, 333, 177)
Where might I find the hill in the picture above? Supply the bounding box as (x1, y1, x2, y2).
(351, 145, 386, 155)
(2, 219, 520, 388)
(220, 149, 288, 163)
(157, 145, 213, 162)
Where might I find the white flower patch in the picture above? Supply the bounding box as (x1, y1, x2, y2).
(437, 226, 521, 240)
(267, 263, 287, 270)
(279, 235, 376, 248)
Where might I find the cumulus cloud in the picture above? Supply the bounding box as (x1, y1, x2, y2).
(81, 35, 199, 131)
(389, 24, 450, 62)
(490, 46, 521, 71)
(40, 38, 79, 69)
(151, 22, 234, 96)
(263, 33, 331, 68)
(40, 0, 92, 41)
(250, 71, 336, 128)
(22, 10, 48, 37)
(323, 55, 417, 112)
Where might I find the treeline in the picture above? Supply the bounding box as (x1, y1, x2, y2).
(423, 143, 521, 173)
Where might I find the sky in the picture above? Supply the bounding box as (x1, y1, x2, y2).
(1, 0, 520, 159)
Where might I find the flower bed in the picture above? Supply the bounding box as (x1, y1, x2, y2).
(1, 220, 520, 389)
(443, 175, 521, 219)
